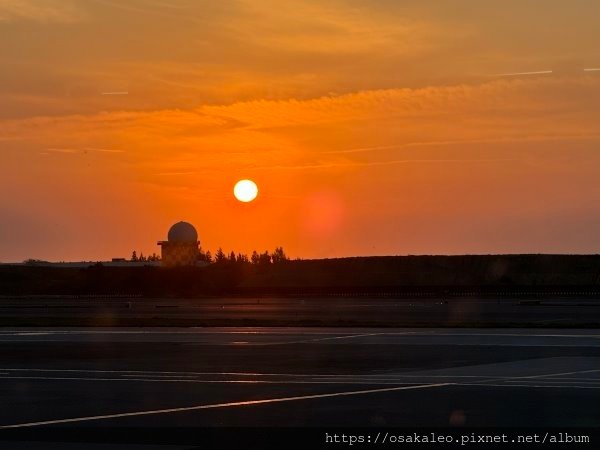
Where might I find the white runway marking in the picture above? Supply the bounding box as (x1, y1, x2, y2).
(119, 373, 201, 379)
(0, 368, 402, 377)
(517, 368, 600, 380)
(0, 329, 392, 336)
(0, 368, 422, 377)
(0, 375, 427, 386)
(543, 377, 600, 381)
(503, 380, 600, 385)
(465, 367, 600, 387)
(2, 366, 599, 381)
(264, 332, 396, 345)
(0, 383, 451, 429)
(459, 382, 600, 390)
(3, 330, 600, 340)
(0, 367, 559, 380)
(430, 333, 600, 338)
(14, 332, 52, 336)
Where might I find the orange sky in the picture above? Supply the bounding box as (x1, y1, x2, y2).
(2, 1, 600, 261)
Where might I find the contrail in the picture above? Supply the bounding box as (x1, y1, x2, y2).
(495, 70, 553, 77)
(494, 68, 600, 77)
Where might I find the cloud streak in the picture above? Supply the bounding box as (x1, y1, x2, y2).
(0, 0, 83, 22)
(3, 77, 600, 168)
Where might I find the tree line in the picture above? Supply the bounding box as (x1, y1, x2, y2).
(130, 251, 160, 262)
(130, 247, 289, 265)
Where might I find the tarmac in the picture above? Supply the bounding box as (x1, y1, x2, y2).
(0, 327, 599, 442)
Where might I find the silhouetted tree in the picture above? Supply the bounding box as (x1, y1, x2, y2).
(215, 247, 226, 263)
(131, 251, 138, 262)
(139, 253, 146, 262)
(259, 251, 271, 265)
(271, 247, 288, 264)
(205, 247, 288, 265)
(197, 247, 210, 262)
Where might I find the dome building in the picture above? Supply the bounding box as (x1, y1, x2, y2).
(157, 221, 200, 267)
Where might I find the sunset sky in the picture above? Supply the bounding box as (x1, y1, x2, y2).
(2, 0, 600, 261)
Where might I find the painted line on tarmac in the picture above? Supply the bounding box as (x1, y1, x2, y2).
(14, 332, 53, 336)
(458, 382, 600, 390)
(0, 329, 566, 337)
(0, 368, 417, 377)
(502, 379, 600, 385)
(428, 333, 600, 339)
(541, 377, 600, 381)
(0, 368, 516, 379)
(3, 368, 593, 381)
(0, 382, 452, 429)
(463, 367, 600, 386)
(0, 375, 431, 385)
(0, 368, 450, 378)
(207, 331, 427, 346)
(523, 368, 600, 379)
(0, 329, 406, 336)
(264, 332, 388, 345)
(1, 368, 414, 377)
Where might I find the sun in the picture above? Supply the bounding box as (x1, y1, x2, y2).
(233, 179, 258, 202)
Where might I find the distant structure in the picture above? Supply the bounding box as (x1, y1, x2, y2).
(157, 221, 200, 267)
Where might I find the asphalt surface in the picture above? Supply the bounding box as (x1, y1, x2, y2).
(1, 296, 600, 327)
(0, 327, 599, 448)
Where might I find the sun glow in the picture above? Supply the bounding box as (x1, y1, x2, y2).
(233, 179, 259, 202)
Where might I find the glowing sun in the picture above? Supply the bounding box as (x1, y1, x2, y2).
(233, 179, 258, 202)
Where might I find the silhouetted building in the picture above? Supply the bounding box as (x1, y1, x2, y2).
(157, 221, 199, 267)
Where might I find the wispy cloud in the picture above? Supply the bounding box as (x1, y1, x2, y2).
(44, 147, 125, 155)
(326, 134, 600, 155)
(0, 0, 84, 22)
(85, 147, 125, 153)
(155, 171, 197, 176)
(45, 148, 79, 154)
(3, 77, 598, 172)
(248, 158, 520, 171)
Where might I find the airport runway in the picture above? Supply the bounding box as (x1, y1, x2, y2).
(1, 296, 600, 327)
(1, 328, 600, 425)
(0, 327, 599, 447)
